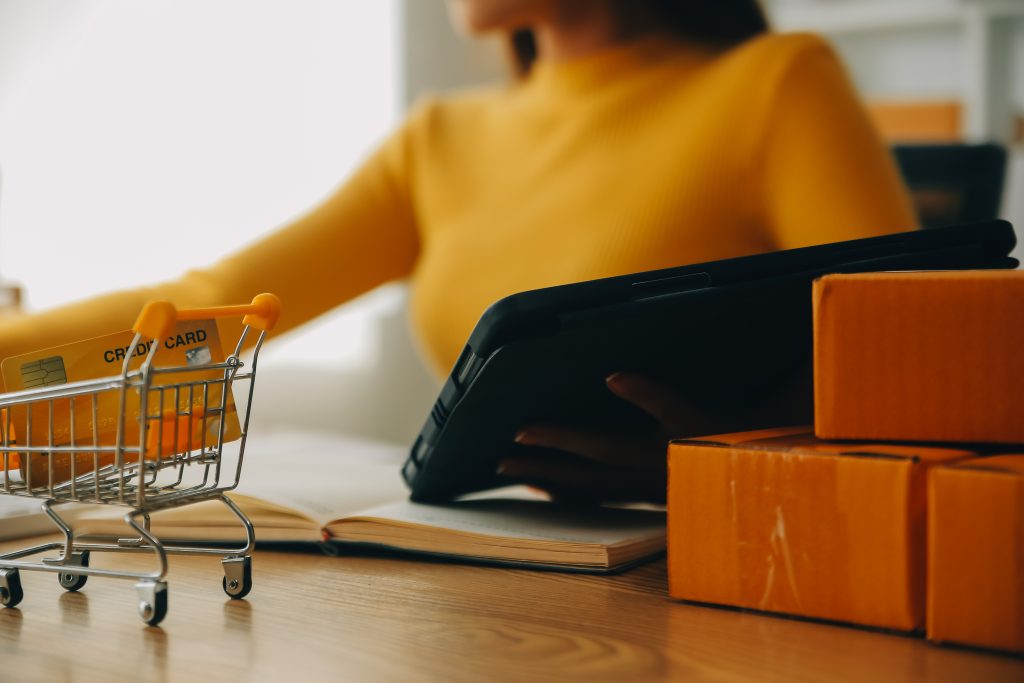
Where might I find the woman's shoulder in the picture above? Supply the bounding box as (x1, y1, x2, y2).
(729, 31, 838, 65)
(403, 83, 515, 130)
(709, 31, 850, 104)
(713, 31, 844, 87)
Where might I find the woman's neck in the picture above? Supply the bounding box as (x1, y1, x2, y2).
(532, 0, 660, 63)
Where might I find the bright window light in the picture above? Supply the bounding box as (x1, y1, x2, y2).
(0, 0, 400, 367)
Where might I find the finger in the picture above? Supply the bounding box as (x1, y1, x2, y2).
(498, 455, 665, 503)
(605, 372, 711, 436)
(514, 424, 663, 470)
(537, 486, 604, 507)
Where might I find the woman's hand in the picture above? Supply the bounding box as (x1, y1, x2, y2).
(497, 372, 707, 504)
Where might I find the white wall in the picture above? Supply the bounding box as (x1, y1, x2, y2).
(830, 25, 964, 100)
(398, 0, 505, 107)
(0, 1, 398, 315)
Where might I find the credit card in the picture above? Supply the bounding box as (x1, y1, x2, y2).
(1, 320, 242, 488)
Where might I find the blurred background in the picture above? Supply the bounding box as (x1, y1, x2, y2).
(0, 0, 1022, 445)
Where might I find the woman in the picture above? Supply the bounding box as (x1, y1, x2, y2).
(0, 0, 916, 501)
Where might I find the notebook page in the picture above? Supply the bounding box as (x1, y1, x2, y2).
(346, 498, 666, 546)
(232, 428, 408, 526)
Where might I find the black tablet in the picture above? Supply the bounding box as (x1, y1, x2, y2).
(403, 221, 1018, 502)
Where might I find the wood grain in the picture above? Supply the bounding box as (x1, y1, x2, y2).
(0, 535, 1021, 682)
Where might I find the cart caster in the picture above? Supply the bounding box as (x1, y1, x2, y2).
(136, 580, 168, 627)
(0, 569, 24, 609)
(222, 557, 252, 600)
(58, 551, 90, 592)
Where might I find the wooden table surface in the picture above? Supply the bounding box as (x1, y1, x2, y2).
(0, 536, 1021, 683)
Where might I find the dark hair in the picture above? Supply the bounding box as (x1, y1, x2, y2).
(508, 1, 770, 77)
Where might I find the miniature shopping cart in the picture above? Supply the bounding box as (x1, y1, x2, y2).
(0, 293, 280, 626)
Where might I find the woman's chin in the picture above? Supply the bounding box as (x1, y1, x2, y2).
(445, 0, 543, 36)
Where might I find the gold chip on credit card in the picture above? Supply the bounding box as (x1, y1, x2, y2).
(20, 356, 68, 388)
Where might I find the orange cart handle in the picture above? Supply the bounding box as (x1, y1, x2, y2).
(132, 293, 282, 341)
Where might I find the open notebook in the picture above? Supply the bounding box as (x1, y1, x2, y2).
(71, 429, 666, 573)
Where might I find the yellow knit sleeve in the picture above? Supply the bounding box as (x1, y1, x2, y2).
(756, 36, 918, 249)
(0, 110, 423, 362)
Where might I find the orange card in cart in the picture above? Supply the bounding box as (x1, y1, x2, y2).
(1, 319, 241, 487)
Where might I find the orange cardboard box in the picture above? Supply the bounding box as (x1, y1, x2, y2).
(667, 427, 977, 631)
(928, 455, 1024, 653)
(867, 100, 961, 142)
(814, 271, 1024, 444)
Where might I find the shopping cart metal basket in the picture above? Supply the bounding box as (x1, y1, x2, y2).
(0, 293, 280, 626)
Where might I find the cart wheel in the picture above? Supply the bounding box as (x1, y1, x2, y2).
(58, 551, 90, 592)
(137, 580, 168, 627)
(0, 569, 24, 609)
(222, 557, 252, 600)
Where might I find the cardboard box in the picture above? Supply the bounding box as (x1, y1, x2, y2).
(867, 100, 962, 142)
(667, 427, 976, 631)
(813, 271, 1024, 444)
(928, 455, 1024, 653)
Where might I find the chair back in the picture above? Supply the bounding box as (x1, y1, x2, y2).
(892, 144, 1007, 229)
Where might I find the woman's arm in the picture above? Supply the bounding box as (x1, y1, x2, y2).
(755, 35, 918, 248)
(0, 110, 424, 360)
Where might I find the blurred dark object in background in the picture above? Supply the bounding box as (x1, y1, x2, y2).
(893, 143, 1007, 229)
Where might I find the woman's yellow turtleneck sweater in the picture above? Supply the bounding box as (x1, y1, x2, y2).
(0, 32, 915, 377)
